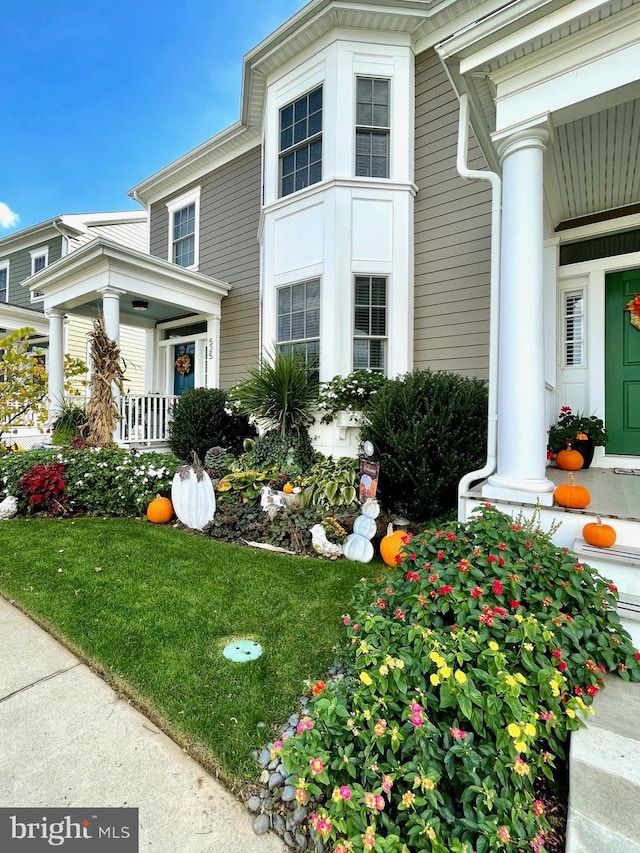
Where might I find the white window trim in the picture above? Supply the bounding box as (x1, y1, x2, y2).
(29, 246, 49, 276)
(166, 187, 201, 270)
(0, 260, 9, 302)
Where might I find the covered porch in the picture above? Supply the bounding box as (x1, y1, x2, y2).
(26, 236, 230, 445)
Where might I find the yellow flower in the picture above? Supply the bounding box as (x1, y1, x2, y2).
(507, 723, 521, 738)
(360, 671, 373, 687)
(515, 740, 528, 753)
(402, 792, 416, 808)
(359, 641, 371, 653)
(362, 709, 372, 721)
(523, 642, 534, 651)
(440, 665, 452, 679)
(515, 673, 528, 685)
(379, 665, 389, 676)
(454, 670, 467, 684)
(566, 708, 576, 719)
(385, 654, 395, 668)
(430, 673, 440, 686)
(549, 679, 560, 697)
(395, 658, 405, 670)
(426, 827, 436, 841)
(505, 675, 517, 688)
(513, 759, 530, 777)
(423, 778, 436, 790)
(488, 641, 499, 651)
(524, 723, 537, 737)
(515, 613, 524, 623)
(429, 651, 445, 667)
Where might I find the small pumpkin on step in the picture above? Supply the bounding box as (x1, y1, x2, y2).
(582, 516, 617, 548)
(554, 474, 591, 509)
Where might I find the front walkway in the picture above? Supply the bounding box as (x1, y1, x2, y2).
(0, 598, 284, 853)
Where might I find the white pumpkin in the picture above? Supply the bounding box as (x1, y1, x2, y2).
(171, 455, 216, 530)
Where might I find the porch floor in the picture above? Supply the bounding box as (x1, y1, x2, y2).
(546, 465, 640, 523)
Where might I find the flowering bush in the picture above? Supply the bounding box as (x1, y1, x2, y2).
(548, 406, 607, 453)
(1, 448, 176, 516)
(318, 371, 389, 424)
(280, 506, 640, 853)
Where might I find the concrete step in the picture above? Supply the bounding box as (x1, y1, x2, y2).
(567, 676, 640, 852)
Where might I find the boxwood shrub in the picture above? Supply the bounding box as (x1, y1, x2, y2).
(360, 370, 488, 521)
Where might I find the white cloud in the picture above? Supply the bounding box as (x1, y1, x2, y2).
(0, 202, 20, 229)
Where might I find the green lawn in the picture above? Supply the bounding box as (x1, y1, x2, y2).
(0, 518, 378, 788)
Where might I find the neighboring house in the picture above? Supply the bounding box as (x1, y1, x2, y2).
(29, 2, 640, 554)
(0, 212, 149, 403)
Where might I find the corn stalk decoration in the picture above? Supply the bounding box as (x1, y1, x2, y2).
(85, 316, 124, 446)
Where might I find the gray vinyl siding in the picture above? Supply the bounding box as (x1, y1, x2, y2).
(149, 147, 261, 388)
(413, 49, 492, 379)
(2, 237, 62, 310)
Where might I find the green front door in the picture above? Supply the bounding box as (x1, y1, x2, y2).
(605, 269, 640, 456)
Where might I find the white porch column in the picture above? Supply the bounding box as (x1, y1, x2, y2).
(97, 287, 124, 442)
(205, 314, 221, 388)
(484, 122, 555, 506)
(45, 309, 65, 423)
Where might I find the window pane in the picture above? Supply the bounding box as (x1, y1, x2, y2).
(371, 277, 386, 304)
(296, 145, 309, 169)
(371, 307, 386, 335)
(373, 79, 389, 104)
(372, 104, 389, 127)
(355, 277, 370, 303)
(295, 169, 308, 191)
(278, 287, 291, 314)
(278, 315, 291, 341)
(281, 152, 294, 176)
(291, 283, 306, 312)
(294, 97, 308, 121)
(308, 87, 322, 113)
(353, 339, 369, 369)
(308, 111, 322, 137)
(309, 161, 322, 184)
(309, 139, 322, 163)
(371, 157, 388, 178)
(34, 256, 46, 272)
(370, 340, 385, 370)
(356, 131, 371, 156)
(282, 174, 294, 196)
(306, 308, 320, 337)
(280, 104, 293, 131)
(294, 119, 308, 145)
(371, 133, 388, 156)
(280, 127, 293, 151)
(354, 307, 370, 335)
(307, 280, 320, 308)
(292, 312, 305, 339)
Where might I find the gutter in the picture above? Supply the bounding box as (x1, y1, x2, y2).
(454, 92, 502, 521)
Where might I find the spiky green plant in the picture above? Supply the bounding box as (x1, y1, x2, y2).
(227, 348, 319, 437)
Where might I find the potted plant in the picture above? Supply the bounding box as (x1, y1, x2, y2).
(548, 406, 607, 468)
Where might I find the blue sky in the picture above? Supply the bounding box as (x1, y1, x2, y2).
(0, 0, 304, 234)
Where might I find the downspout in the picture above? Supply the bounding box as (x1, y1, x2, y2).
(455, 92, 501, 520)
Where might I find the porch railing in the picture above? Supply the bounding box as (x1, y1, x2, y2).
(116, 394, 175, 446)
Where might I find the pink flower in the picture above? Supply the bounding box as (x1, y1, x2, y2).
(585, 684, 600, 696)
(340, 785, 352, 800)
(409, 553, 417, 561)
(450, 727, 467, 740)
(381, 775, 393, 793)
(492, 579, 504, 595)
(394, 608, 406, 620)
(409, 702, 422, 713)
(342, 615, 351, 626)
(428, 573, 439, 583)
(295, 788, 308, 805)
(411, 712, 424, 727)
(498, 542, 507, 551)
(309, 758, 324, 775)
(532, 800, 545, 817)
(374, 795, 385, 811)
(377, 598, 387, 610)
(402, 532, 414, 544)
(364, 792, 378, 810)
(316, 817, 332, 838)
(539, 711, 552, 721)
(498, 826, 510, 843)
(296, 716, 314, 733)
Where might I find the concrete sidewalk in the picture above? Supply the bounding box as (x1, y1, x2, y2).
(0, 598, 285, 852)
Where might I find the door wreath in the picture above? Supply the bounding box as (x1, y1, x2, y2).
(175, 353, 192, 376)
(624, 293, 640, 331)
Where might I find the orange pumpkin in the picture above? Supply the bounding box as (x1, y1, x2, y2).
(380, 523, 407, 567)
(556, 446, 584, 471)
(583, 516, 616, 548)
(554, 474, 591, 509)
(282, 482, 294, 494)
(147, 494, 173, 524)
(575, 432, 589, 441)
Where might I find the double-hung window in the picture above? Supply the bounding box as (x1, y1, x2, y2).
(166, 188, 200, 269)
(279, 87, 323, 197)
(353, 275, 387, 372)
(0, 261, 8, 302)
(277, 279, 320, 371)
(355, 77, 390, 178)
(30, 247, 49, 276)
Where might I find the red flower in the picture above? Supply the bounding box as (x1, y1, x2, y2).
(428, 573, 439, 583)
(439, 584, 453, 596)
(498, 556, 505, 567)
(498, 542, 507, 551)
(401, 533, 413, 544)
(510, 600, 520, 609)
(436, 550, 445, 560)
(494, 606, 507, 617)
(607, 583, 618, 592)
(377, 599, 387, 610)
(406, 571, 420, 582)
(487, 555, 497, 564)
(445, 532, 457, 542)
(585, 684, 600, 696)
(409, 553, 417, 561)
(552, 649, 563, 659)
(458, 559, 469, 572)
(559, 661, 567, 672)
(312, 680, 326, 695)
(394, 608, 406, 621)
(492, 580, 504, 595)
(394, 554, 402, 565)
(470, 587, 483, 599)
(634, 652, 640, 661)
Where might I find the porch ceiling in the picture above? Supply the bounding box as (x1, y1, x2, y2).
(445, 0, 640, 228)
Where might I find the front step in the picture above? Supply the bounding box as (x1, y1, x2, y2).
(567, 676, 640, 852)
(573, 537, 640, 647)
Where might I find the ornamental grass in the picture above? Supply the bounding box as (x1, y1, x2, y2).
(280, 505, 640, 853)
